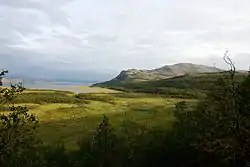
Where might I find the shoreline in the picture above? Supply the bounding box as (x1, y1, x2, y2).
(21, 85, 118, 94)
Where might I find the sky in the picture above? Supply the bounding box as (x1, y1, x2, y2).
(0, 0, 250, 80)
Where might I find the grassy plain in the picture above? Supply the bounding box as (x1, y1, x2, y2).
(1, 87, 191, 149)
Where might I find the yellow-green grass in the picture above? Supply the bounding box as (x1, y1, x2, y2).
(36, 96, 183, 148)
(23, 86, 118, 95)
(0, 90, 190, 149)
(78, 86, 120, 93)
(24, 90, 59, 93)
(3, 85, 117, 94)
(24, 89, 75, 97)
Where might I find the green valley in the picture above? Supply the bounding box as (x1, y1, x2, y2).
(1, 89, 187, 148)
(1, 63, 250, 167)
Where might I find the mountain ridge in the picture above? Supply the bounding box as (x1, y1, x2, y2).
(94, 63, 223, 86)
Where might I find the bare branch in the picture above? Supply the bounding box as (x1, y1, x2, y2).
(223, 50, 236, 73)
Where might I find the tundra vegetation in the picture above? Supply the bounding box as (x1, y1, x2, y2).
(1, 56, 250, 167)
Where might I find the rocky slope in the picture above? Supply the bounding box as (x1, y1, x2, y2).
(95, 63, 223, 86)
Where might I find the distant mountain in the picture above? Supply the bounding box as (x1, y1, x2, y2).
(0, 55, 115, 84)
(2, 67, 115, 86)
(94, 63, 223, 86)
(94, 71, 247, 99)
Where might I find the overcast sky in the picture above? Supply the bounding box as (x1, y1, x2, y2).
(0, 0, 250, 76)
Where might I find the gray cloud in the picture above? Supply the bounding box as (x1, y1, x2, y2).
(0, 0, 249, 80)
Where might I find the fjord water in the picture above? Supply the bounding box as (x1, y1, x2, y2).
(4, 80, 100, 93)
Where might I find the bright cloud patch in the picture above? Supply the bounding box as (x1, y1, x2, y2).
(0, 0, 249, 75)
